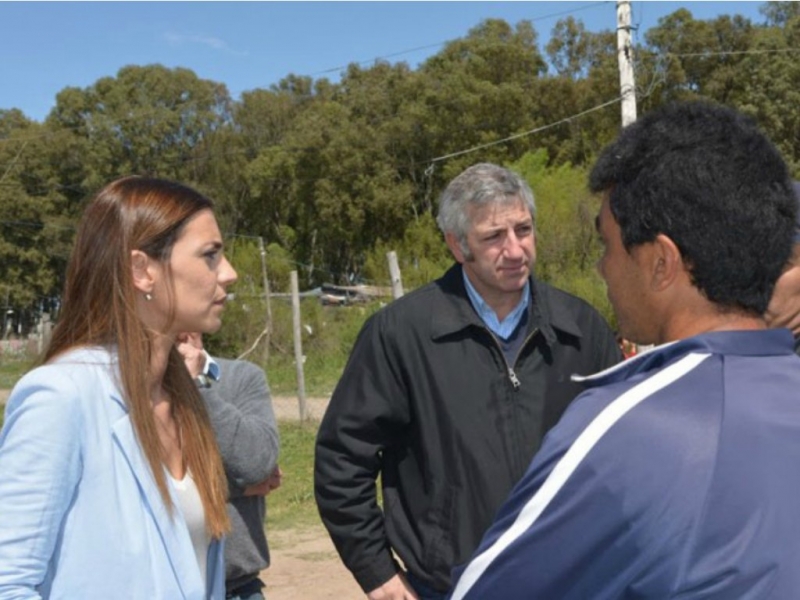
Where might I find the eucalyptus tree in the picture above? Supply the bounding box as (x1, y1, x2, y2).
(419, 19, 547, 183)
(0, 110, 76, 327)
(541, 17, 618, 165)
(243, 78, 415, 284)
(644, 9, 755, 104)
(760, 0, 800, 27)
(47, 64, 233, 188)
(732, 13, 800, 173)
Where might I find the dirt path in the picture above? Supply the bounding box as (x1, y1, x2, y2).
(264, 396, 367, 598)
(263, 525, 363, 599)
(271, 395, 331, 421)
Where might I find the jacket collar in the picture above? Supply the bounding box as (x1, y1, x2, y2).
(51, 346, 129, 412)
(574, 328, 797, 388)
(429, 264, 583, 345)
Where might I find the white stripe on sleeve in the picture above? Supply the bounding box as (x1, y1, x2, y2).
(450, 352, 711, 600)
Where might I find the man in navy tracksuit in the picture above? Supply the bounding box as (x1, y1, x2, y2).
(449, 101, 800, 599)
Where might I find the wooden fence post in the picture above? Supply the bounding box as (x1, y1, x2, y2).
(290, 271, 308, 421)
(258, 236, 273, 364)
(387, 251, 404, 299)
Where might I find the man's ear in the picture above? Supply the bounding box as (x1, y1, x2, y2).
(650, 234, 684, 291)
(445, 232, 466, 264)
(131, 249, 155, 295)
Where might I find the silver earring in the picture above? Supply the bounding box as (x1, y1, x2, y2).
(145, 293, 152, 301)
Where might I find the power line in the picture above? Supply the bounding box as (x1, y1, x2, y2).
(428, 95, 623, 164)
(0, 88, 628, 196)
(307, 1, 612, 76)
(0, 140, 28, 183)
(3, 41, 796, 154)
(1, 3, 611, 150)
(668, 47, 800, 58)
(1, 41, 798, 155)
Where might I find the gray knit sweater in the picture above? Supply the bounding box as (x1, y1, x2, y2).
(201, 357, 280, 593)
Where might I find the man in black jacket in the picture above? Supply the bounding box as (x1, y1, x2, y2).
(766, 181, 800, 356)
(314, 163, 621, 600)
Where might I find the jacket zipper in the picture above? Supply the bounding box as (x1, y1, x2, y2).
(507, 368, 521, 390)
(491, 326, 540, 477)
(486, 327, 539, 391)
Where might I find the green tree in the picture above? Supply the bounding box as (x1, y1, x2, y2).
(420, 19, 547, 182)
(760, 1, 800, 27)
(540, 20, 618, 165)
(47, 64, 233, 186)
(732, 16, 800, 173)
(546, 16, 593, 79)
(0, 112, 75, 319)
(242, 64, 420, 285)
(644, 9, 755, 104)
(510, 150, 613, 323)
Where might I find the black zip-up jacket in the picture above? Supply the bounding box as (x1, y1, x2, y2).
(314, 265, 622, 593)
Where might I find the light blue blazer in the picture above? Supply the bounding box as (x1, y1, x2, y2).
(0, 347, 225, 599)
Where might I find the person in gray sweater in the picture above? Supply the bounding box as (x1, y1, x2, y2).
(178, 332, 281, 600)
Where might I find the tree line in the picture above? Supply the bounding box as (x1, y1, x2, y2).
(1, 1, 799, 341)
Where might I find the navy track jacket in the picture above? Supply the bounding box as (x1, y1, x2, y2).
(450, 329, 800, 600)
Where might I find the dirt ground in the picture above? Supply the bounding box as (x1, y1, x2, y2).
(264, 525, 363, 599)
(271, 395, 331, 422)
(266, 396, 365, 598)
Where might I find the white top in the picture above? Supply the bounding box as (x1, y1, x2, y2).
(168, 469, 210, 587)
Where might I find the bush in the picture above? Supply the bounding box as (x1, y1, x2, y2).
(362, 212, 452, 290)
(209, 296, 385, 397)
(510, 150, 614, 325)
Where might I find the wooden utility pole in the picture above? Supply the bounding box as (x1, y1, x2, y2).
(616, 0, 637, 127)
(386, 251, 404, 300)
(290, 270, 308, 421)
(617, 1, 652, 355)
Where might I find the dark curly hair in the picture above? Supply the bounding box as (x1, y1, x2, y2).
(589, 101, 796, 316)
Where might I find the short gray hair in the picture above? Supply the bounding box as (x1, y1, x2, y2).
(436, 163, 536, 257)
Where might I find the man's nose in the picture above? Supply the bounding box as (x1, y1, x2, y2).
(503, 231, 524, 258)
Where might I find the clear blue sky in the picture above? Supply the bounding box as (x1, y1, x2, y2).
(1, 1, 766, 122)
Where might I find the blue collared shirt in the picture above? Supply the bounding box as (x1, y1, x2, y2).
(462, 270, 530, 340)
(203, 352, 221, 382)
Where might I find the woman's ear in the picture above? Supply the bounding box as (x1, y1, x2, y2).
(131, 249, 155, 295)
